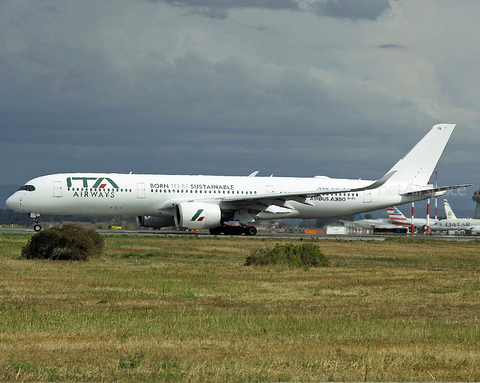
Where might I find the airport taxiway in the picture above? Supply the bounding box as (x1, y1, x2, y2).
(1, 227, 479, 241)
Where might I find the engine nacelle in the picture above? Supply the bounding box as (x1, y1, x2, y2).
(469, 226, 480, 234)
(174, 202, 221, 230)
(136, 215, 174, 229)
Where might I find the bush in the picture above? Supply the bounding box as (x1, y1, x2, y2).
(245, 243, 329, 268)
(21, 224, 104, 260)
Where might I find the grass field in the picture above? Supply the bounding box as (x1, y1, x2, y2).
(1, 233, 480, 381)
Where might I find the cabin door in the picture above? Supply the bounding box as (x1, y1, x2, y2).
(137, 182, 146, 199)
(53, 181, 63, 198)
(363, 191, 371, 203)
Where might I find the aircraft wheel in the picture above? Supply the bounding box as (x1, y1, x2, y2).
(223, 226, 234, 235)
(223, 226, 244, 236)
(244, 226, 257, 236)
(33, 224, 42, 232)
(222, 226, 232, 236)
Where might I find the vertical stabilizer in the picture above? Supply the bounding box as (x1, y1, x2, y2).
(443, 199, 457, 219)
(387, 206, 409, 225)
(385, 124, 455, 186)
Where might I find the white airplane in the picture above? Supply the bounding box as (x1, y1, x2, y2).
(387, 206, 439, 232)
(6, 124, 471, 235)
(430, 200, 480, 234)
(348, 214, 400, 230)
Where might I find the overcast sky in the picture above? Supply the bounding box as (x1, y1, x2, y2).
(1, 0, 479, 214)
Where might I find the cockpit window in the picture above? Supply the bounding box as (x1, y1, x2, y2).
(18, 185, 36, 192)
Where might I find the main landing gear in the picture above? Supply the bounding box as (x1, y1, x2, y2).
(209, 224, 257, 236)
(30, 213, 42, 232)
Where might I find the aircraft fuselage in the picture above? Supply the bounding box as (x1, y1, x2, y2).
(8, 172, 416, 219)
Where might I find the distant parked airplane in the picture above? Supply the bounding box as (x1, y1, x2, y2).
(349, 214, 400, 230)
(6, 124, 470, 234)
(430, 200, 480, 234)
(387, 206, 439, 232)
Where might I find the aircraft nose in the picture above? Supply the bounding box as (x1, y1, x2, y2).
(6, 192, 21, 209)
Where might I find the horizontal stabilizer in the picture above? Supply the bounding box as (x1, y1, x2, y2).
(400, 184, 472, 197)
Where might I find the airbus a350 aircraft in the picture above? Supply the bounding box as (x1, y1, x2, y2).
(6, 124, 470, 235)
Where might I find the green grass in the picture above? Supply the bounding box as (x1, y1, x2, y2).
(1, 233, 480, 381)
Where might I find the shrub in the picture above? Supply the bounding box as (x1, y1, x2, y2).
(21, 224, 104, 261)
(245, 243, 329, 268)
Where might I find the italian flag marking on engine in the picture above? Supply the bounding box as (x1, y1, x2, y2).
(191, 209, 205, 222)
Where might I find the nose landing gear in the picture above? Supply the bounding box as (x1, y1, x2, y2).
(30, 213, 42, 232)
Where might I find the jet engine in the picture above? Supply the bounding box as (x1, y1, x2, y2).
(136, 215, 174, 229)
(469, 226, 480, 234)
(174, 202, 221, 229)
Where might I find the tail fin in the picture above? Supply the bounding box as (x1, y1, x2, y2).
(385, 124, 455, 186)
(443, 199, 457, 219)
(387, 206, 409, 225)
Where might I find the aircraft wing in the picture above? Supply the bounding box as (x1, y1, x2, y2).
(158, 171, 397, 219)
(217, 171, 397, 212)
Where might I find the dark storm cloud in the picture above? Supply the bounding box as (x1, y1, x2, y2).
(149, 0, 391, 21)
(151, 0, 300, 10)
(378, 43, 406, 49)
(0, 44, 344, 151)
(0, 41, 128, 146)
(187, 7, 228, 20)
(311, 0, 392, 21)
(148, 0, 300, 19)
(147, 0, 300, 20)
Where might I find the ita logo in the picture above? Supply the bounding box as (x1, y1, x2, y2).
(66, 177, 119, 189)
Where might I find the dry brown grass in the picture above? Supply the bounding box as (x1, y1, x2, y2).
(1, 233, 480, 381)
